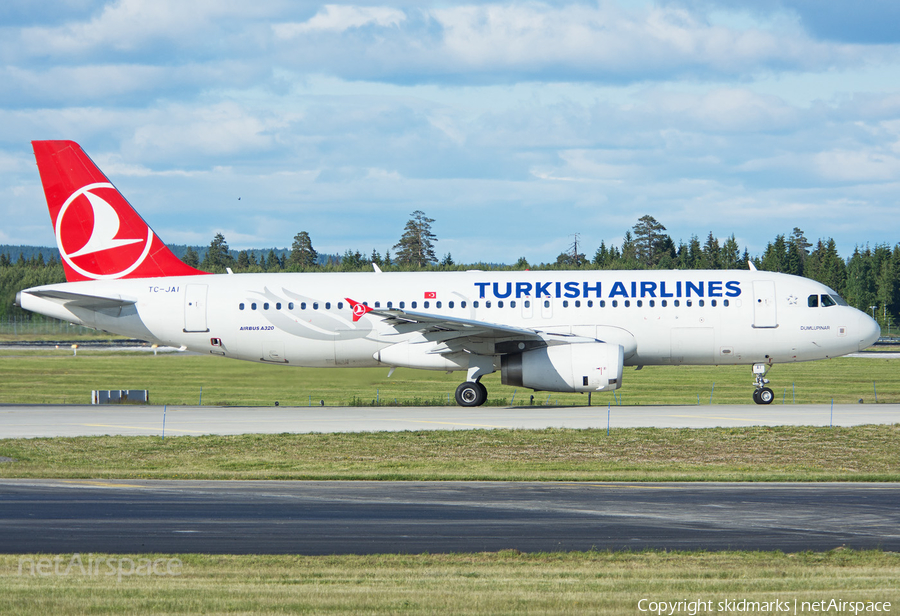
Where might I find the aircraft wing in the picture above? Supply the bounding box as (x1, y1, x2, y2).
(22, 289, 137, 310)
(369, 307, 542, 340)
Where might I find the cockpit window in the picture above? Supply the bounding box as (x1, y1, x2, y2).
(831, 294, 848, 306)
(820, 294, 836, 307)
(808, 295, 818, 308)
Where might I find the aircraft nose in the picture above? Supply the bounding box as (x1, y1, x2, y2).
(858, 313, 881, 351)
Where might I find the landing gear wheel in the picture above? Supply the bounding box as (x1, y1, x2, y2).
(455, 381, 487, 407)
(752, 389, 761, 404)
(476, 382, 487, 404)
(757, 387, 774, 405)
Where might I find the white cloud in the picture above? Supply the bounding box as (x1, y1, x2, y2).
(18, 0, 254, 55)
(273, 5, 406, 38)
(813, 149, 900, 182)
(128, 102, 274, 157)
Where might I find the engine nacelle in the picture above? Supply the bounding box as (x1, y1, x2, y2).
(501, 342, 624, 393)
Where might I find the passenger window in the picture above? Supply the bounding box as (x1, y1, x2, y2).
(498, 301, 503, 308)
(649, 300, 655, 307)
(436, 301, 442, 308)
(423, 301, 429, 309)
(562, 300, 568, 308)
(543, 300, 549, 308)
(587, 300, 593, 308)
(375, 301, 381, 308)
(625, 300, 630, 307)
(325, 302, 331, 310)
(461, 301, 467, 309)
(674, 300, 680, 307)
(612, 300, 618, 308)
(524, 300, 530, 308)
(574, 300, 580, 308)
(411, 301, 417, 309)
(449, 301, 454, 308)
(251, 303, 257, 310)
(239, 303, 245, 310)
(820, 294, 836, 307)
(600, 300, 606, 307)
(301, 302, 306, 310)
(474, 301, 480, 308)
(711, 300, 716, 307)
(636, 300, 641, 308)
(686, 300, 692, 307)
(263, 303, 269, 310)
(724, 299, 729, 307)
(387, 301, 393, 308)
(337, 302, 344, 310)
(661, 300, 667, 307)
(510, 301, 515, 308)
(486, 301, 491, 308)
(399, 301, 405, 309)
(288, 302, 294, 310)
(808, 295, 818, 308)
(313, 303, 319, 310)
(276, 302, 281, 310)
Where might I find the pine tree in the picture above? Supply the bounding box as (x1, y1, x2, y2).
(183, 246, 199, 268)
(760, 235, 787, 272)
(702, 232, 720, 269)
(721, 235, 742, 270)
(632, 215, 670, 268)
(393, 211, 437, 268)
(290, 231, 318, 269)
(200, 234, 233, 272)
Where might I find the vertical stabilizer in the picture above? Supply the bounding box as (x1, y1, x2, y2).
(32, 140, 207, 281)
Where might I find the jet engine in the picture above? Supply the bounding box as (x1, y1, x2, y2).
(501, 342, 624, 393)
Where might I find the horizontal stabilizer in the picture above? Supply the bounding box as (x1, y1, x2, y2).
(24, 289, 136, 310)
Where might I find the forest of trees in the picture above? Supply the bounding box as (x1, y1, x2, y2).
(1, 213, 897, 333)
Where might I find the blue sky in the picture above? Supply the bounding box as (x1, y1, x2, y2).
(2, 0, 899, 263)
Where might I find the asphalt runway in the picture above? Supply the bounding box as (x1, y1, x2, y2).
(0, 479, 897, 554)
(2, 403, 898, 438)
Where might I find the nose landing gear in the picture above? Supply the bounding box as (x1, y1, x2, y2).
(752, 363, 774, 405)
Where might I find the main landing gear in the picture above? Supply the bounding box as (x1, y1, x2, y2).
(455, 381, 487, 407)
(752, 363, 774, 405)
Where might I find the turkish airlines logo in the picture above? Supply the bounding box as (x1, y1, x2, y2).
(345, 298, 374, 322)
(56, 182, 154, 280)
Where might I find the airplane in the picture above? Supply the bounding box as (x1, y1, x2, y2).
(17, 140, 881, 406)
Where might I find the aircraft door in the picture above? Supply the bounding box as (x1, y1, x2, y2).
(184, 284, 209, 332)
(752, 280, 778, 328)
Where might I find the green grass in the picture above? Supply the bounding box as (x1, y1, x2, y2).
(0, 350, 898, 406)
(2, 425, 898, 481)
(1, 550, 897, 615)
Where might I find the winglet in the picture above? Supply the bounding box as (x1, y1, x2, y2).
(345, 298, 374, 322)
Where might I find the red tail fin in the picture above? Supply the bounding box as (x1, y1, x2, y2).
(32, 140, 207, 281)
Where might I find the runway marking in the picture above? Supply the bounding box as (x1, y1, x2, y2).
(563, 482, 682, 490)
(62, 480, 146, 488)
(669, 414, 757, 422)
(382, 419, 510, 428)
(83, 423, 206, 434)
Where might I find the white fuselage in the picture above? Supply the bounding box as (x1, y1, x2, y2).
(20, 269, 880, 371)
